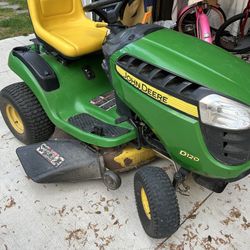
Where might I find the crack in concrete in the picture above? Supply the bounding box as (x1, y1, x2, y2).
(155, 191, 214, 250)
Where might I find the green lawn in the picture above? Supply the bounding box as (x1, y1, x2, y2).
(0, 0, 33, 40)
(8, 0, 28, 9)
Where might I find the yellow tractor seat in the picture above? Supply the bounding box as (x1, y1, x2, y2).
(28, 0, 107, 58)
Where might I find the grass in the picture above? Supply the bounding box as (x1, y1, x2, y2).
(0, 0, 32, 40)
(8, 0, 28, 10)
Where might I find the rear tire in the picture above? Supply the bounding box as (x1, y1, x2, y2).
(0, 82, 55, 144)
(134, 166, 180, 239)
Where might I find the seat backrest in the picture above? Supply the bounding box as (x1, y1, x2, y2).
(28, 0, 87, 29)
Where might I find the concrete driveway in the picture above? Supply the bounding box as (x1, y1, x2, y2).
(0, 35, 249, 250)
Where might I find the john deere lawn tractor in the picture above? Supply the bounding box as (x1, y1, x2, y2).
(1, 0, 250, 239)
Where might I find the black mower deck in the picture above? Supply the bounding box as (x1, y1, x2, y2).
(16, 140, 104, 183)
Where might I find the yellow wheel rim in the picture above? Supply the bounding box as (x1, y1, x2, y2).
(141, 188, 151, 220)
(6, 104, 24, 134)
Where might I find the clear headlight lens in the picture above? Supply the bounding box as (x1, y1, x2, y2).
(199, 94, 250, 130)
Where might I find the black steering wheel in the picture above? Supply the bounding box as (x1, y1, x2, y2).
(84, 0, 130, 24)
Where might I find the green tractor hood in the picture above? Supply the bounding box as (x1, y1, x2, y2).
(117, 28, 250, 106)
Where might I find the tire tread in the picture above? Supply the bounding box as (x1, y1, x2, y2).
(134, 166, 180, 239)
(0, 82, 55, 144)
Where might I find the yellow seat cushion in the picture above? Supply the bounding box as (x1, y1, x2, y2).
(28, 0, 107, 58)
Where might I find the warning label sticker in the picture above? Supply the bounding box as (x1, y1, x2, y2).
(90, 91, 116, 111)
(36, 143, 64, 168)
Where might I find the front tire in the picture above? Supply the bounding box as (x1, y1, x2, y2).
(0, 82, 55, 144)
(134, 166, 180, 239)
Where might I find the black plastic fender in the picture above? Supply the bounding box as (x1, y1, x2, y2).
(12, 46, 59, 92)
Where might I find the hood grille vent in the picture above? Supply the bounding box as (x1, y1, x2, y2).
(117, 54, 213, 103)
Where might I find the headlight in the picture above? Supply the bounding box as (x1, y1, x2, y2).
(199, 94, 250, 130)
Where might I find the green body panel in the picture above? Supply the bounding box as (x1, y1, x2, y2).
(119, 29, 250, 105)
(7, 28, 250, 179)
(8, 50, 136, 147)
(109, 29, 250, 179)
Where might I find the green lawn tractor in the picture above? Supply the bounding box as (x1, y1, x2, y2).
(1, 0, 250, 239)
